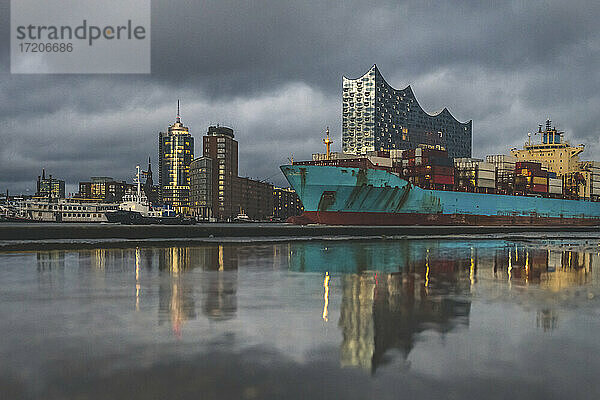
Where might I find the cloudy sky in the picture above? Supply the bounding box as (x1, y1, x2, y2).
(1, 0, 600, 194)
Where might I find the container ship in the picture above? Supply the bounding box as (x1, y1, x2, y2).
(281, 122, 600, 225)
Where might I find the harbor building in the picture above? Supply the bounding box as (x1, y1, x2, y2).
(36, 169, 65, 199)
(76, 177, 132, 202)
(159, 101, 194, 214)
(272, 187, 304, 221)
(190, 125, 274, 221)
(342, 65, 472, 158)
(189, 156, 213, 221)
(234, 177, 273, 220)
(202, 126, 238, 220)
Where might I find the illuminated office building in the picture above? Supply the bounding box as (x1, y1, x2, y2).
(342, 65, 472, 157)
(159, 101, 194, 214)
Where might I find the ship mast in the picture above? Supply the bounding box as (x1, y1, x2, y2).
(136, 165, 141, 200)
(323, 127, 333, 160)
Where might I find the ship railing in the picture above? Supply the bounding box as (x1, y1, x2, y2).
(292, 158, 394, 172)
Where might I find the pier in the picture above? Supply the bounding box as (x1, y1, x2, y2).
(0, 223, 599, 251)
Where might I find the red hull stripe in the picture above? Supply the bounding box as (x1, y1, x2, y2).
(288, 211, 600, 226)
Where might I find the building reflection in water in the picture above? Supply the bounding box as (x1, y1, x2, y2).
(36, 250, 66, 270)
(157, 245, 239, 335)
(491, 245, 593, 288)
(47, 245, 240, 336)
(338, 254, 472, 372)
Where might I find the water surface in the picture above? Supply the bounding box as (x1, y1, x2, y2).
(1, 239, 600, 399)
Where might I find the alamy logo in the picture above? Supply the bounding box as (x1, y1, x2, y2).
(11, 0, 151, 74)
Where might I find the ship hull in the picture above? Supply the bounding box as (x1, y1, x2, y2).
(105, 210, 191, 225)
(280, 164, 600, 226)
(290, 211, 600, 226)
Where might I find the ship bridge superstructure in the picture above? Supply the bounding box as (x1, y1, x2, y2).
(511, 120, 584, 176)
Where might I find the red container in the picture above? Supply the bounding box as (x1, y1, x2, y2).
(531, 184, 548, 193)
(516, 161, 541, 171)
(431, 166, 454, 176)
(432, 174, 454, 185)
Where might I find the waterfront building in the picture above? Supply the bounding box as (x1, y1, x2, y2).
(36, 169, 65, 199)
(77, 177, 133, 203)
(272, 187, 303, 220)
(202, 126, 238, 220)
(234, 177, 273, 220)
(159, 102, 194, 214)
(342, 65, 472, 158)
(191, 125, 275, 221)
(189, 156, 213, 221)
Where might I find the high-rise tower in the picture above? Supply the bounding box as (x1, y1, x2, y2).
(342, 65, 472, 158)
(158, 101, 194, 214)
(202, 126, 238, 220)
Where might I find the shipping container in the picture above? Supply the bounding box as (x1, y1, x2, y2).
(532, 176, 547, 185)
(549, 185, 562, 194)
(477, 162, 495, 172)
(417, 165, 454, 176)
(532, 184, 548, 193)
(390, 149, 404, 160)
(477, 178, 496, 188)
(548, 178, 562, 187)
(516, 161, 542, 171)
(431, 175, 454, 185)
(477, 170, 495, 180)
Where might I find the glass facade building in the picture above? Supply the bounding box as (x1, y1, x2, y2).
(342, 65, 472, 158)
(159, 104, 194, 214)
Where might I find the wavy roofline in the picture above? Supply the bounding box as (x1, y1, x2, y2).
(343, 64, 471, 125)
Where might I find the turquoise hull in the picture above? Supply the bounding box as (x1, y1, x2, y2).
(280, 164, 600, 225)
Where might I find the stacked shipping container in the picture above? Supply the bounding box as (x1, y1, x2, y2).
(400, 148, 454, 190)
(454, 158, 496, 193)
(514, 161, 549, 195)
(486, 155, 516, 194)
(591, 162, 600, 199)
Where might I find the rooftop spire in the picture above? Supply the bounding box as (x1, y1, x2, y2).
(176, 100, 181, 123)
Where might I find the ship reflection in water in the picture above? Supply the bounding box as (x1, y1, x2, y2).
(3, 238, 599, 398)
(289, 240, 598, 371)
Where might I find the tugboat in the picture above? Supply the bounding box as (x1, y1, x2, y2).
(233, 207, 253, 223)
(105, 166, 190, 225)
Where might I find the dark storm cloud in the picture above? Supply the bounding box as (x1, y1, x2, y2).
(1, 0, 600, 192)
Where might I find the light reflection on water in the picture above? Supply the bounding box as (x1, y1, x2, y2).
(2, 239, 600, 399)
